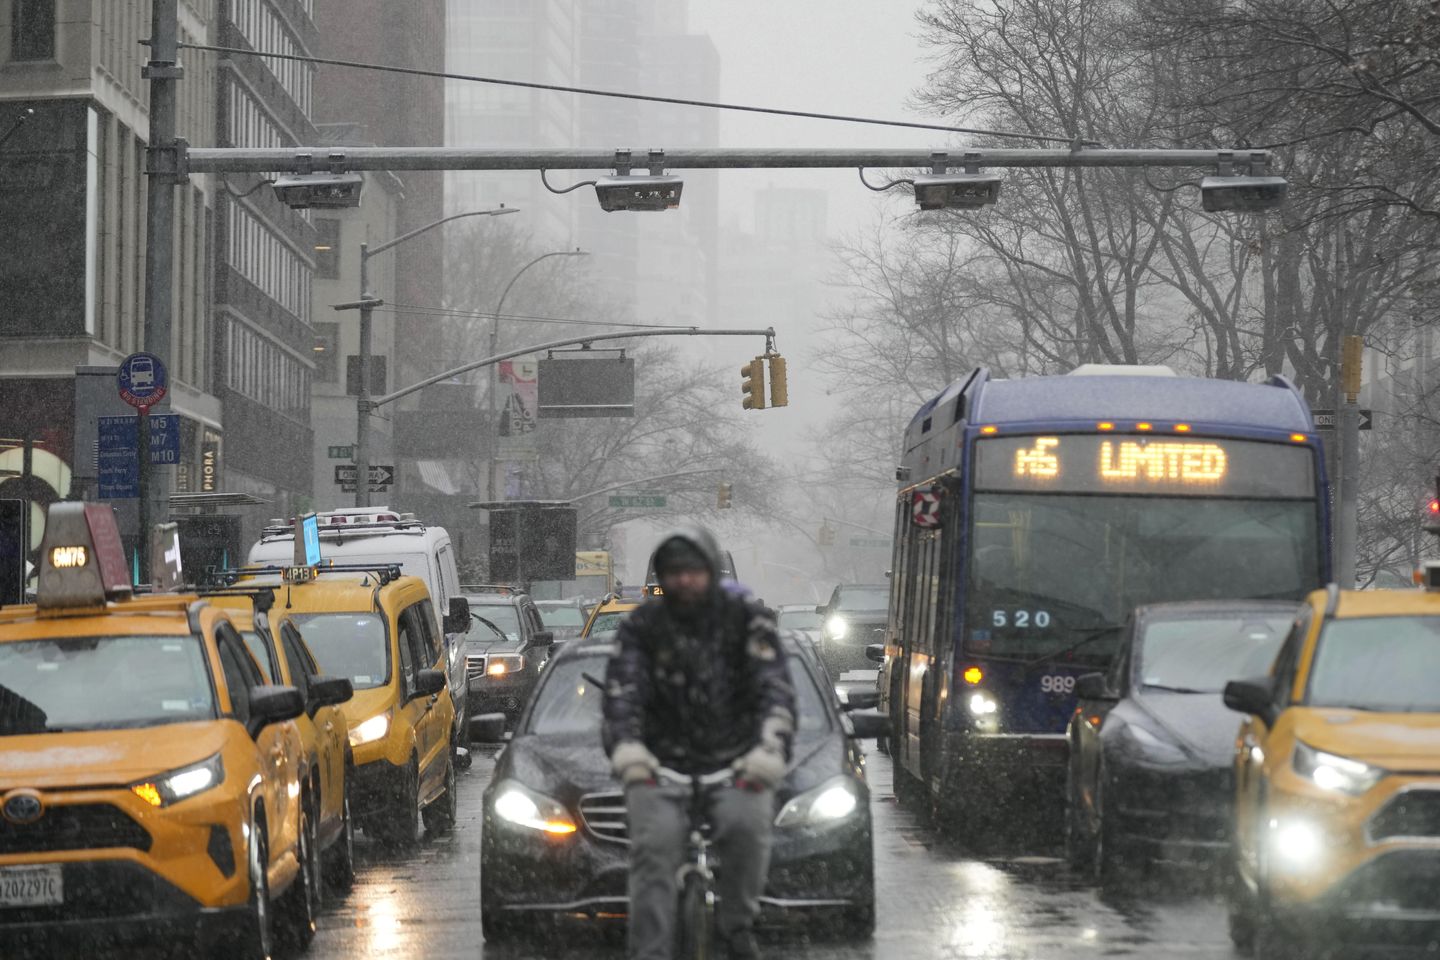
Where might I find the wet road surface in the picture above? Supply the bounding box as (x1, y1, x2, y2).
(310, 746, 1238, 960)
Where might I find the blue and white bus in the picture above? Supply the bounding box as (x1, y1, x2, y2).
(879, 365, 1330, 823)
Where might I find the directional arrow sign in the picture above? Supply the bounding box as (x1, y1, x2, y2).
(1311, 409, 1373, 431)
(334, 464, 395, 486)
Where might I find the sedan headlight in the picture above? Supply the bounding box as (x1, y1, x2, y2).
(486, 654, 526, 677)
(492, 781, 577, 835)
(775, 777, 861, 829)
(131, 753, 225, 807)
(1293, 741, 1383, 795)
(825, 616, 849, 641)
(348, 710, 391, 747)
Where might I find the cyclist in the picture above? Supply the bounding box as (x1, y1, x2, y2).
(604, 527, 796, 960)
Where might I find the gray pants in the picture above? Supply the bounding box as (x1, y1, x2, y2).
(625, 780, 774, 960)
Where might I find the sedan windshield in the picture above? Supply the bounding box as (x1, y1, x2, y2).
(0, 636, 215, 735)
(538, 606, 584, 627)
(1137, 614, 1291, 693)
(778, 609, 823, 630)
(288, 613, 389, 690)
(837, 588, 888, 613)
(528, 656, 829, 737)
(1308, 617, 1440, 711)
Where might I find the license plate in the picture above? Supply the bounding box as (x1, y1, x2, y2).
(0, 864, 63, 908)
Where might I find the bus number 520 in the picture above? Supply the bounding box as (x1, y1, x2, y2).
(991, 610, 1052, 629)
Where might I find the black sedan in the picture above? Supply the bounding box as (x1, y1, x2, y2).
(475, 633, 886, 943)
(1065, 600, 1297, 887)
(462, 610, 554, 725)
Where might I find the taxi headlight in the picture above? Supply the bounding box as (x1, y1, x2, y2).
(1268, 817, 1323, 872)
(825, 616, 849, 641)
(775, 778, 860, 829)
(1293, 741, 1383, 796)
(349, 710, 391, 747)
(132, 753, 225, 807)
(492, 781, 577, 835)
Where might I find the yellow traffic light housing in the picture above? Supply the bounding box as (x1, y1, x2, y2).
(741, 357, 767, 410)
(818, 523, 835, 547)
(767, 354, 788, 408)
(717, 482, 733, 509)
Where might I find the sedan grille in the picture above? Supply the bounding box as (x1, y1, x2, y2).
(579, 792, 628, 844)
(1370, 790, 1440, 842)
(0, 803, 151, 855)
(466, 654, 487, 681)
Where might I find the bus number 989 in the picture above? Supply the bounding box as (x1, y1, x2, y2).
(991, 609, 1052, 629)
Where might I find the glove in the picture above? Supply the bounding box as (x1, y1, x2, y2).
(732, 744, 786, 790)
(611, 740, 660, 786)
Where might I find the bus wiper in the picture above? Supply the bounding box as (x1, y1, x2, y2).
(1025, 626, 1120, 668)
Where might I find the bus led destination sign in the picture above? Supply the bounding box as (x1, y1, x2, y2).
(977, 434, 1314, 498)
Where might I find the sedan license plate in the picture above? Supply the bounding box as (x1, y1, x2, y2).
(0, 864, 63, 908)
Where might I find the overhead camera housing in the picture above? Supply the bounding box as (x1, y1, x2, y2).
(595, 175, 683, 213)
(272, 172, 364, 210)
(913, 173, 1002, 211)
(1200, 175, 1288, 213)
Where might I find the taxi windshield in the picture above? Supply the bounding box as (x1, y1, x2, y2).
(1308, 616, 1440, 712)
(288, 613, 390, 690)
(586, 610, 631, 636)
(0, 635, 215, 734)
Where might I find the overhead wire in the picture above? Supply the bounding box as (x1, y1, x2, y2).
(373, 303, 691, 330)
(174, 42, 1083, 145)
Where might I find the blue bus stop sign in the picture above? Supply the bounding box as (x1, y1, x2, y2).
(117, 352, 168, 409)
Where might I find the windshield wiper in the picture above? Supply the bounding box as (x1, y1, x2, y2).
(1142, 683, 1208, 694)
(1025, 626, 1121, 668)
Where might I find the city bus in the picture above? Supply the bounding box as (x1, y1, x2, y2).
(879, 365, 1330, 829)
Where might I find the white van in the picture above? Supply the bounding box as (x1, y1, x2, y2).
(248, 507, 472, 745)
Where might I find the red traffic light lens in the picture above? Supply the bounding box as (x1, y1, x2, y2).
(1429, 500, 1440, 515)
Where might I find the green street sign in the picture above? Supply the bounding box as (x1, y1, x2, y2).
(610, 494, 667, 509)
(327, 445, 354, 459)
(849, 537, 892, 549)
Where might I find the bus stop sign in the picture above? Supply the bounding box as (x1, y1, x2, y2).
(117, 352, 168, 409)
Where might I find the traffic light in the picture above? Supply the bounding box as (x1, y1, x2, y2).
(767, 354, 788, 408)
(818, 523, 835, 547)
(717, 482, 733, 509)
(1426, 491, 1440, 534)
(740, 357, 766, 410)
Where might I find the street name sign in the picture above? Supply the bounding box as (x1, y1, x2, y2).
(609, 494, 666, 509)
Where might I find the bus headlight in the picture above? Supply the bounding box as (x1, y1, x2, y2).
(968, 691, 999, 716)
(825, 617, 849, 641)
(1293, 742, 1383, 796)
(775, 778, 860, 828)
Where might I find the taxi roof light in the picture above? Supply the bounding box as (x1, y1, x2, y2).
(36, 502, 132, 610)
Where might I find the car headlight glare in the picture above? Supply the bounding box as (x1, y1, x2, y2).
(968, 691, 999, 716)
(487, 654, 526, 677)
(825, 616, 849, 640)
(131, 753, 225, 807)
(1268, 817, 1323, 871)
(492, 781, 576, 835)
(775, 777, 861, 829)
(1293, 741, 1383, 796)
(349, 710, 391, 747)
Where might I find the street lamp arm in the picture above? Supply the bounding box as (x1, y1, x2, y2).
(566, 468, 726, 503)
(494, 250, 587, 321)
(366, 206, 518, 258)
(822, 515, 891, 536)
(373, 326, 777, 408)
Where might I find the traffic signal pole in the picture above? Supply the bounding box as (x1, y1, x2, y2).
(1335, 336, 1363, 587)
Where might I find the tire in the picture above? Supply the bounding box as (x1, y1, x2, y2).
(323, 782, 356, 895)
(676, 871, 714, 960)
(276, 802, 320, 952)
(375, 759, 422, 848)
(217, 815, 275, 960)
(480, 855, 519, 944)
(422, 753, 457, 836)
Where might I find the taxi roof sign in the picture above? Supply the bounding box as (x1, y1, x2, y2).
(38, 502, 132, 609)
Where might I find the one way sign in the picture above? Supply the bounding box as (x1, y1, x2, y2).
(1311, 409, 1374, 431)
(334, 464, 395, 486)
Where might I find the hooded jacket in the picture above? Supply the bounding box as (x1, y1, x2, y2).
(602, 527, 795, 773)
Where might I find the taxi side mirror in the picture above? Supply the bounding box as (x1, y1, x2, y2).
(309, 676, 354, 710)
(250, 685, 305, 733)
(1224, 678, 1278, 726)
(414, 668, 447, 699)
(468, 712, 509, 743)
(846, 709, 891, 740)
(444, 597, 472, 636)
(837, 685, 880, 711)
(532, 629, 554, 647)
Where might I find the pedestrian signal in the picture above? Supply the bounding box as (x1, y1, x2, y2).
(741, 358, 766, 410)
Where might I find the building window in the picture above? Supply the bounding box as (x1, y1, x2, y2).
(12, 0, 56, 61)
(314, 219, 341, 279)
(313, 322, 339, 383)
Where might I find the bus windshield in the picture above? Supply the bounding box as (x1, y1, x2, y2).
(966, 494, 1319, 662)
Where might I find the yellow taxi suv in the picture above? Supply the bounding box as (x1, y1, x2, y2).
(0, 503, 323, 958)
(206, 589, 356, 892)
(263, 566, 458, 846)
(579, 593, 638, 639)
(1225, 578, 1440, 955)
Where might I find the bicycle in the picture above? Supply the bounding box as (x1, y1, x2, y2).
(657, 766, 737, 960)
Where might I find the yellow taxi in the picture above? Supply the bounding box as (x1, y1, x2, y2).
(1226, 578, 1440, 954)
(207, 590, 355, 891)
(0, 503, 319, 958)
(263, 568, 458, 845)
(579, 593, 639, 638)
